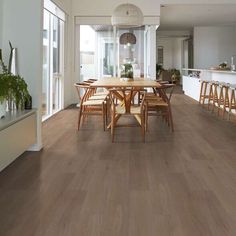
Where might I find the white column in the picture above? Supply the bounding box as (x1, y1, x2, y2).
(149, 25, 156, 80)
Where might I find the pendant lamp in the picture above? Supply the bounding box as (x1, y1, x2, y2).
(111, 4, 144, 28)
(120, 32, 136, 45)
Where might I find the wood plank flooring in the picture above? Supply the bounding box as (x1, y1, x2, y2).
(1, 88, 236, 236)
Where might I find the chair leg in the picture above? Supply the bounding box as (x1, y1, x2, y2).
(78, 106, 83, 130)
(199, 81, 204, 104)
(102, 103, 105, 131)
(168, 105, 174, 132)
(212, 85, 218, 113)
(202, 82, 208, 105)
(145, 108, 148, 132)
(105, 103, 108, 127)
(223, 87, 229, 119)
(141, 114, 145, 143)
(218, 87, 223, 116)
(208, 85, 213, 110)
(111, 112, 115, 143)
(229, 90, 235, 120)
(105, 101, 109, 126)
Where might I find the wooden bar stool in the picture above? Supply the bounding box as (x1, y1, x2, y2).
(228, 84, 236, 120)
(217, 82, 230, 118)
(199, 80, 210, 105)
(208, 81, 219, 112)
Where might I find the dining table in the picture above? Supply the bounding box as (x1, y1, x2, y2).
(90, 77, 160, 89)
(90, 77, 161, 128)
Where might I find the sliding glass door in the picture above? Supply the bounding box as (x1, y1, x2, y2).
(42, 1, 65, 121)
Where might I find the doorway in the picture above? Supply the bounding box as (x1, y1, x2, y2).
(77, 24, 157, 83)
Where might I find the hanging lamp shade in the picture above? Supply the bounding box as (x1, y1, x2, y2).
(120, 32, 136, 45)
(111, 4, 144, 28)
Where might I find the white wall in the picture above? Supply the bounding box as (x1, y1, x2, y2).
(157, 37, 186, 70)
(157, 38, 173, 69)
(194, 26, 236, 69)
(173, 38, 183, 69)
(0, 0, 3, 49)
(2, 0, 43, 150)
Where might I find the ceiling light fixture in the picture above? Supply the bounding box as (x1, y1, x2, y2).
(111, 3, 144, 28)
(120, 32, 136, 45)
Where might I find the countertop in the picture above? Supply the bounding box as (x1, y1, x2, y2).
(182, 68, 236, 74)
(0, 109, 37, 131)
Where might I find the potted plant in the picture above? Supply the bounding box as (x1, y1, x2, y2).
(0, 48, 30, 114)
(169, 68, 181, 84)
(121, 63, 133, 80)
(4, 73, 30, 110)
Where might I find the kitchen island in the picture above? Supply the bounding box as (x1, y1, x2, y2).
(182, 68, 236, 101)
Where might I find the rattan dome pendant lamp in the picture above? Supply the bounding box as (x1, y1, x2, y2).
(111, 3, 144, 28)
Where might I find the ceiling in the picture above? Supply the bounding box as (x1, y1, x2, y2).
(90, 25, 113, 32)
(159, 4, 236, 31)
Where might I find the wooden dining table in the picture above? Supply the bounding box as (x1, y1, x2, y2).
(90, 77, 161, 128)
(90, 77, 160, 89)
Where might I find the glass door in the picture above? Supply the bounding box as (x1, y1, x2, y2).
(79, 25, 116, 81)
(42, 10, 50, 118)
(42, 1, 65, 121)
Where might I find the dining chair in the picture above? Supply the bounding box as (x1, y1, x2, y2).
(83, 79, 109, 97)
(74, 82, 108, 131)
(145, 84, 175, 132)
(109, 88, 146, 142)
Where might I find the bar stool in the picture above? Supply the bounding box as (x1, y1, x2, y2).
(199, 80, 210, 105)
(228, 84, 236, 120)
(208, 80, 219, 112)
(217, 82, 230, 118)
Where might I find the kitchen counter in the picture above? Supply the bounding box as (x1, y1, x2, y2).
(182, 68, 236, 74)
(182, 68, 236, 101)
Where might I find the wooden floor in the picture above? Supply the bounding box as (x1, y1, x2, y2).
(1, 88, 236, 236)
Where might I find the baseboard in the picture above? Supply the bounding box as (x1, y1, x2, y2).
(28, 143, 43, 152)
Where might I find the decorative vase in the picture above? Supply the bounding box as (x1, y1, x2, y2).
(25, 95, 32, 110)
(0, 100, 7, 119)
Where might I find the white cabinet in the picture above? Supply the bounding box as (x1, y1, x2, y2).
(182, 76, 201, 101)
(0, 110, 37, 172)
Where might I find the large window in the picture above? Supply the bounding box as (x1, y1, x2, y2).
(42, 0, 65, 121)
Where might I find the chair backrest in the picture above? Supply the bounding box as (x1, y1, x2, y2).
(109, 88, 146, 113)
(156, 84, 175, 103)
(74, 82, 95, 104)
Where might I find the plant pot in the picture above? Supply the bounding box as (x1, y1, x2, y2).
(0, 100, 7, 119)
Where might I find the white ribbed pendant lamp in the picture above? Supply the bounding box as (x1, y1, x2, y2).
(111, 3, 144, 28)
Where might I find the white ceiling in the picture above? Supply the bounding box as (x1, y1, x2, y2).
(159, 4, 236, 31)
